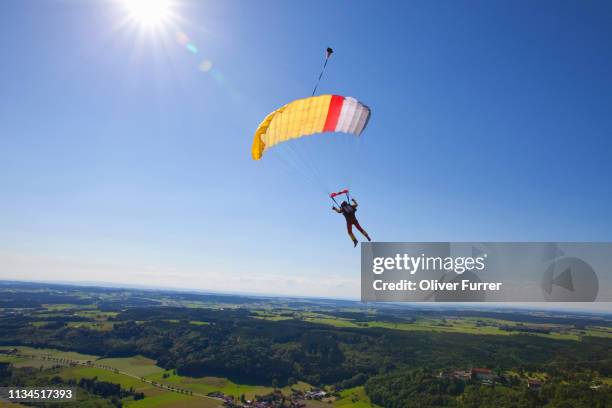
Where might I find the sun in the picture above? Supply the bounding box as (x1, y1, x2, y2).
(123, 0, 172, 27)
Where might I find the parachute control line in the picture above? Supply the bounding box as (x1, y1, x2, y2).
(330, 189, 350, 206)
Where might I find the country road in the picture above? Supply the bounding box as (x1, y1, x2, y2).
(13, 353, 223, 404)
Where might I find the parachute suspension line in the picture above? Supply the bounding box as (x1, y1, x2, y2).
(347, 131, 363, 192)
(345, 133, 355, 191)
(299, 133, 330, 192)
(278, 145, 321, 191)
(337, 133, 357, 194)
(285, 137, 324, 191)
(274, 139, 329, 196)
(311, 47, 334, 96)
(330, 189, 350, 207)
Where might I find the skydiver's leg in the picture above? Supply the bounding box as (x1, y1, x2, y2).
(354, 220, 371, 241)
(346, 222, 358, 247)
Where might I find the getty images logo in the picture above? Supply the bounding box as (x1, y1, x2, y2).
(371, 253, 487, 275)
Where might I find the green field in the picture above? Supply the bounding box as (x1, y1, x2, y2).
(97, 355, 165, 377)
(67, 321, 115, 331)
(0, 355, 29, 365)
(147, 370, 312, 400)
(74, 310, 119, 319)
(0, 346, 98, 362)
(305, 316, 362, 328)
(0, 401, 28, 408)
(1, 347, 286, 406)
(42, 303, 90, 311)
(59, 366, 221, 407)
(126, 391, 219, 408)
(584, 326, 612, 338)
(62, 366, 152, 392)
(252, 309, 295, 321)
(253, 314, 294, 321)
(334, 386, 380, 408)
(251, 309, 612, 342)
(0, 346, 99, 370)
(294, 313, 605, 341)
(1, 346, 314, 403)
(0, 347, 215, 406)
(189, 320, 210, 325)
(304, 401, 334, 408)
(147, 371, 273, 399)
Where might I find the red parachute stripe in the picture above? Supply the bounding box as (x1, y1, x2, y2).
(323, 95, 344, 132)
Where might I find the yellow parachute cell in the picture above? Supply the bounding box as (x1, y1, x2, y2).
(252, 94, 370, 160)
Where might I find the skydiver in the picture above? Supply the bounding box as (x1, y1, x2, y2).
(332, 198, 371, 247)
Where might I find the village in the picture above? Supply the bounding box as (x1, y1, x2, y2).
(211, 367, 550, 408)
(210, 388, 329, 408)
(438, 367, 543, 390)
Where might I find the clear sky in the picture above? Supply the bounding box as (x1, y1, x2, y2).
(1, 1, 612, 299)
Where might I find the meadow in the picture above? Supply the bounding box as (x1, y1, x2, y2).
(1, 282, 610, 407)
(0, 347, 222, 408)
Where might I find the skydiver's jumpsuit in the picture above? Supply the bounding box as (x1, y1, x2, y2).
(334, 199, 370, 244)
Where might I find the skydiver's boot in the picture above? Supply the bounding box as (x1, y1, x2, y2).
(349, 232, 358, 247)
(365, 233, 371, 242)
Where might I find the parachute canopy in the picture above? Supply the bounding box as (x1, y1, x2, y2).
(252, 94, 371, 160)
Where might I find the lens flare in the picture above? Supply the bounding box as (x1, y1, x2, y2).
(124, 0, 171, 27)
(175, 31, 190, 46)
(199, 60, 213, 72)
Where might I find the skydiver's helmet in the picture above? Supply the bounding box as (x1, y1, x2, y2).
(341, 201, 348, 207)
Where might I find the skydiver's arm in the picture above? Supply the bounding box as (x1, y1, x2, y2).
(332, 207, 342, 213)
(351, 198, 358, 208)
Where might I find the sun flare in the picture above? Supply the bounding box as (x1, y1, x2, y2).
(123, 0, 172, 27)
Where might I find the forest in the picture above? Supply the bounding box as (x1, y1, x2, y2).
(0, 282, 611, 407)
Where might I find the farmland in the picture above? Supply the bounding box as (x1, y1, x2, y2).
(1, 281, 611, 407)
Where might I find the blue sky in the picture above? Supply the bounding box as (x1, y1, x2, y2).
(1, 0, 612, 298)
